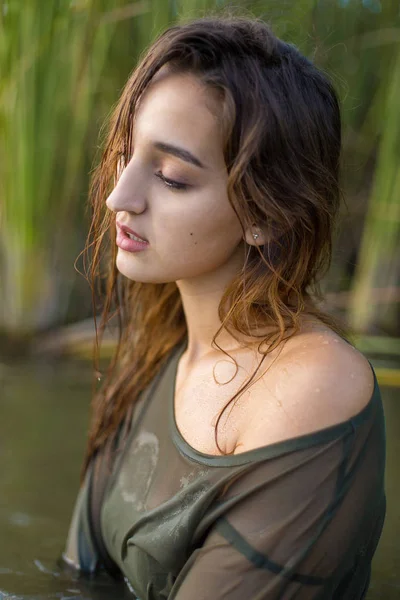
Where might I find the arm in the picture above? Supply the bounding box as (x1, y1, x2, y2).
(62, 462, 102, 573)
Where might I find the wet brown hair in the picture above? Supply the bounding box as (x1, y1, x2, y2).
(80, 14, 349, 482)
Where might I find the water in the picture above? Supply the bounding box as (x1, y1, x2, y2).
(0, 357, 399, 599)
(0, 359, 132, 599)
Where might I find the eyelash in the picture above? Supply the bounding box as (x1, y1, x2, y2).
(155, 171, 189, 191)
(116, 153, 189, 191)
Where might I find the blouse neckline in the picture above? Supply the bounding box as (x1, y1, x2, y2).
(168, 339, 381, 467)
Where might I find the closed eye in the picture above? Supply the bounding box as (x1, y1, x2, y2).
(155, 171, 189, 191)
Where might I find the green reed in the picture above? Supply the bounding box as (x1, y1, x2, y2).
(0, 0, 399, 341)
(0, 0, 150, 337)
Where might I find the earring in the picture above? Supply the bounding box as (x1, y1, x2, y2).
(253, 233, 259, 240)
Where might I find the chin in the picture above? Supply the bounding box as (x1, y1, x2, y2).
(115, 252, 144, 281)
(115, 253, 173, 284)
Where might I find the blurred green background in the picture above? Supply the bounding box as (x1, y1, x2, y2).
(0, 0, 399, 359)
(0, 0, 399, 599)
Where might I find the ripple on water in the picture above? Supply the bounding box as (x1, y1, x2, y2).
(9, 513, 32, 527)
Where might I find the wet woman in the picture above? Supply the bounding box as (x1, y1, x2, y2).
(62, 15, 386, 600)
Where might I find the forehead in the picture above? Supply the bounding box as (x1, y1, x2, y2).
(132, 71, 225, 167)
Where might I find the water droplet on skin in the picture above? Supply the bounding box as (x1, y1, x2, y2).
(315, 388, 320, 393)
(333, 339, 339, 343)
(322, 340, 329, 345)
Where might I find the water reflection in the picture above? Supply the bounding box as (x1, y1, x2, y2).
(0, 358, 398, 598)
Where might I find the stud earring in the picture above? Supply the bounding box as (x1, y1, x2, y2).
(253, 233, 259, 240)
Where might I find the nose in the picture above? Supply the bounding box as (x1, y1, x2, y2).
(106, 161, 147, 214)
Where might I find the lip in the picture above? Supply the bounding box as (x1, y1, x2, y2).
(116, 222, 148, 243)
(115, 222, 150, 253)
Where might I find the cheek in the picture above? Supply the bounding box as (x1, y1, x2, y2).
(196, 193, 243, 247)
(158, 192, 243, 263)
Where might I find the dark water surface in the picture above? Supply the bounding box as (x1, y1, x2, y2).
(0, 357, 399, 599)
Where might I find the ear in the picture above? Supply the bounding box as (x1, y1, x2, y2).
(243, 217, 294, 247)
(242, 223, 270, 247)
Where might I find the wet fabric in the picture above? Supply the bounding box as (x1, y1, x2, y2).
(63, 339, 386, 600)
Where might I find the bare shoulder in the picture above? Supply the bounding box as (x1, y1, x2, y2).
(234, 326, 376, 454)
(279, 328, 375, 416)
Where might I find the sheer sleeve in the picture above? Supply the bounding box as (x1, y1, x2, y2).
(168, 423, 386, 600)
(62, 461, 101, 573)
(62, 449, 122, 579)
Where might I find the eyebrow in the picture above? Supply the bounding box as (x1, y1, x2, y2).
(153, 141, 206, 169)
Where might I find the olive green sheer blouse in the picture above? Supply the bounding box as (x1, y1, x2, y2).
(63, 340, 386, 600)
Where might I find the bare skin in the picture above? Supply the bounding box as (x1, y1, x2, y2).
(106, 70, 375, 457)
(174, 323, 375, 456)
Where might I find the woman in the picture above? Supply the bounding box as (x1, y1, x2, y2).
(62, 15, 386, 600)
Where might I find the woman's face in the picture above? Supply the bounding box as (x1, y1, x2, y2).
(106, 70, 245, 285)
